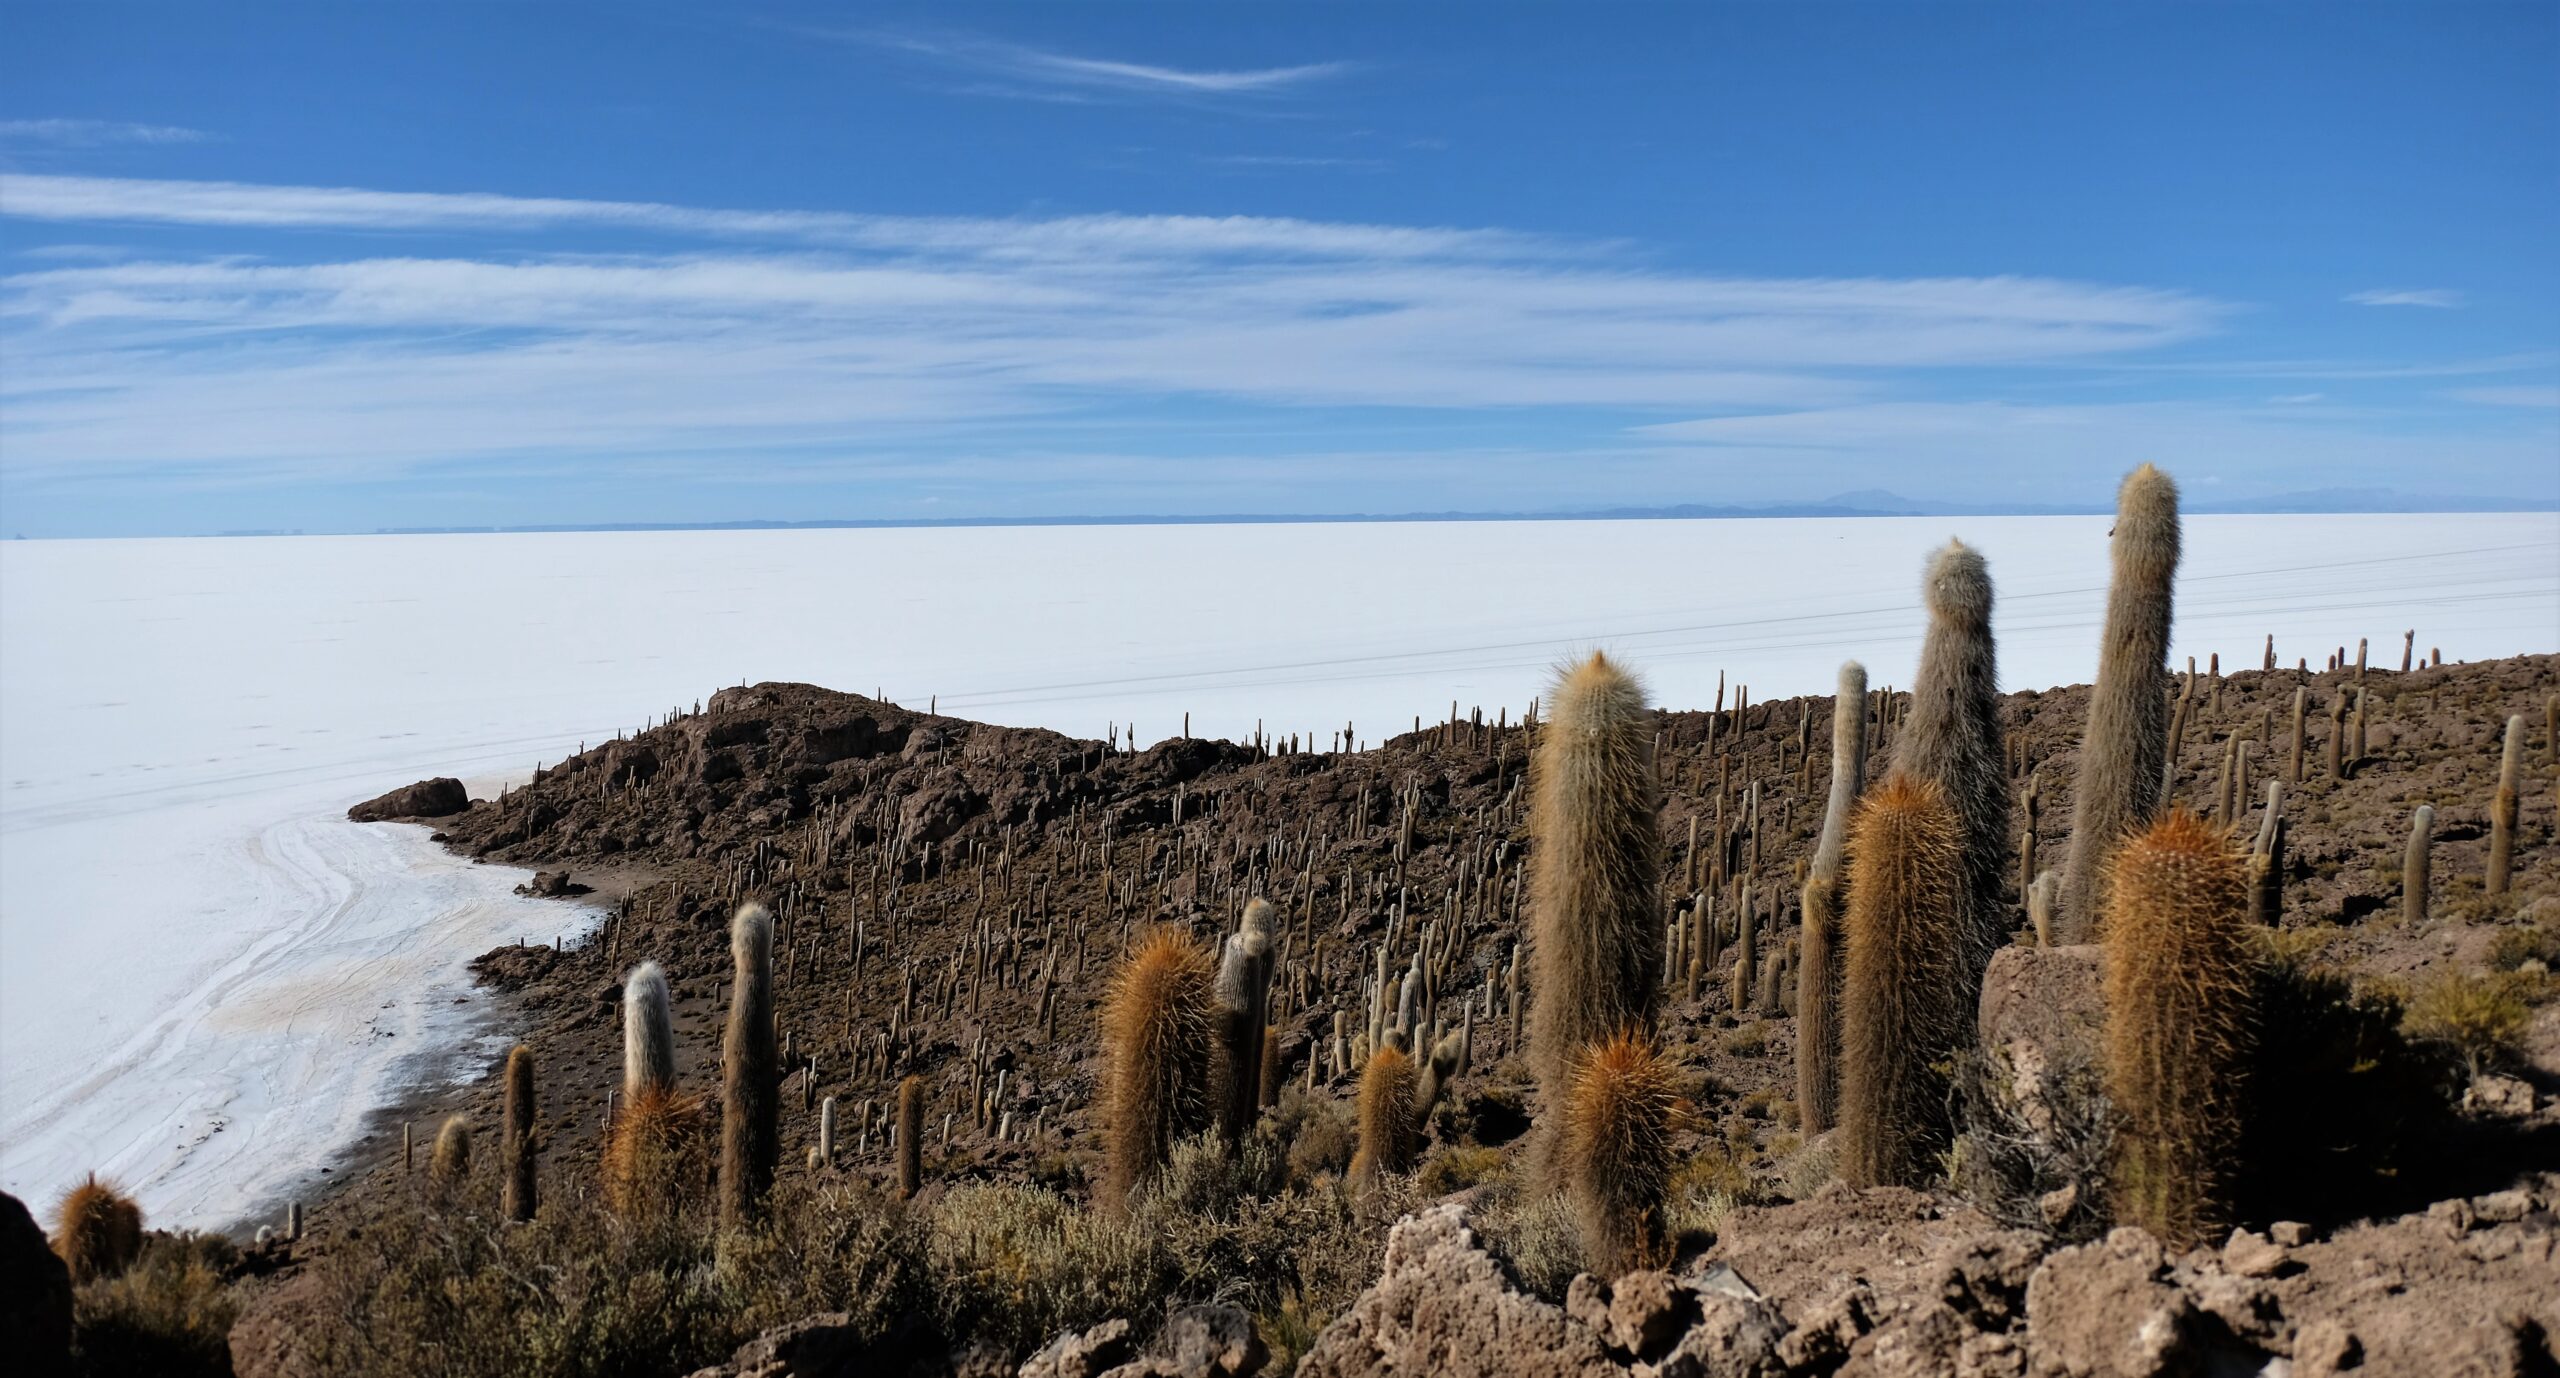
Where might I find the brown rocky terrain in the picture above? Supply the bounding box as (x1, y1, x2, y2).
(35, 648, 2552, 1377)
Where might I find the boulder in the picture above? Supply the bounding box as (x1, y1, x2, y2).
(1296, 1204, 1620, 1378)
(0, 1191, 71, 1378)
(346, 776, 469, 821)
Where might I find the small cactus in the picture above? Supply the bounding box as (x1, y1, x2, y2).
(719, 903, 777, 1229)
(1560, 1031, 1681, 1276)
(897, 1075, 924, 1200)
(501, 1044, 537, 1223)
(2404, 805, 2435, 925)
(1838, 774, 1968, 1188)
(2489, 714, 2523, 897)
(1100, 928, 1219, 1209)
(1349, 1044, 1420, 1186)
(51, 1175, 142, 1283)
(2027, 870, 2060, 947)
(2103, 810, 2254, 1248)
(2059, 465, 2181, 940)
(431, 1114, 472, 1187)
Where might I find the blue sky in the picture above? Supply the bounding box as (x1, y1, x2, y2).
(2, 2, 2554, 537)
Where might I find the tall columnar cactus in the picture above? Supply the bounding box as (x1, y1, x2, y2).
(1528, 653, 1662, 1095)
(1812, 661, 1869, 884)
(1560, 1031, 1682, 1276)
(501, 1044, 538, 1223)
(2489, 714, 2524, 898)
(1838, 774, 1968, 1188)
(1216, 899, 1279, 1141)
(431, 1115, 472, 1187)
(51, 1175, 143, 1283)
(1796, 876, 1842, 1133)
(1349, 1044, 1420, 1186)
(1893, 540, 2012, 981)
(2103, 810, 2255, 1249)
(622, 960, 676, 1097)
(2404, 805, 2435, 925)
(606, 961, 699, 1217)
(896, 1075, 924, 1200)
(1100, 928, 1219, 1209)
(719, 902, 777, 1230)
(2059, 465, 2182, 941)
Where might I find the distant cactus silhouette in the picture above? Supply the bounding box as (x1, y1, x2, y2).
(1560, 1031, 1681, 1275)
(2103, 810, 2254, 1248)
(1349, 1044, 1420, 1186)
(1838, 774, 1968, 1188)
(719, 902, 777, 1229)
(1893, 541, 2011, 976)
(896, 1075, 924, 1200)
(431, 1115, 472, 1186)
(51, 1175, 142, 1283)
(2060, 465, 2181, 940)
(1529, 653, 1662, 1108)
(1101, 927, 1219, 1209)
(501, 1044, 537, 1223)
(1216, 899, 1278, 1140)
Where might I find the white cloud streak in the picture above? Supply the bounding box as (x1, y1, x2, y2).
(2446, 385, 2560, 408)
(0, 174, 2242, 485)
(2346, 288, 2466, 309)
(0, 118, 213, 146)
(849, 31, 1353, 99)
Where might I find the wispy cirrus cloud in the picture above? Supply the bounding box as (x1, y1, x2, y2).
(0, 118, 214, 147)
(831, 30, 1352, 102)
(2446, 384, 2560, 408)
(0, 173, 2233, 487)
(2346, 288, 2466, 309)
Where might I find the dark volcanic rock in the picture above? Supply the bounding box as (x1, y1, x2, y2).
(0, 1191, 71, 1378)
(347, 775, 469, 821)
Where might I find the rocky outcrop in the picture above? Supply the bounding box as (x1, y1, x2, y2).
(1023, 1305, 1266, 1378)
(1, 1191, 72, 1378)
(1294, 1185, 2560, 1378)
(346, 775, 469, 821)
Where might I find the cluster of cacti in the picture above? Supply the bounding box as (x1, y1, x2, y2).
(2103, 810, 2255, 1248)
(1100, 926, 1219, 1209)
(720, 902, 778, 1229)
(1838, 773, 1968, 1188)
(2059, 464, 2182, 941)
(52, 1175, 143, 1283)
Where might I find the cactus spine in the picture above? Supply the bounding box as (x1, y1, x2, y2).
(719, 902, 777, 1229)
(1527, 652, 1662, 1097)
(501, 1044, 537, 1223)
(2103, 810, 2254, 1248)
(896, 1074, 924, 1200)
(1216, 899, 1278, 1141)
(1100, 927, 1219, 1209)
(2059, 464, 2181, 941)
(1561, 1031, 1681, 1275)
(51, 1175, 142, 1283)
(1838, 774, 1968, 1188)
(2403, 805, 2435, 925)
(2489, 714, 2523, 897)
(1893, 541, 2011, 982)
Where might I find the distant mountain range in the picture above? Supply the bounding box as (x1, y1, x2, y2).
(323, 487, 2553, 537)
